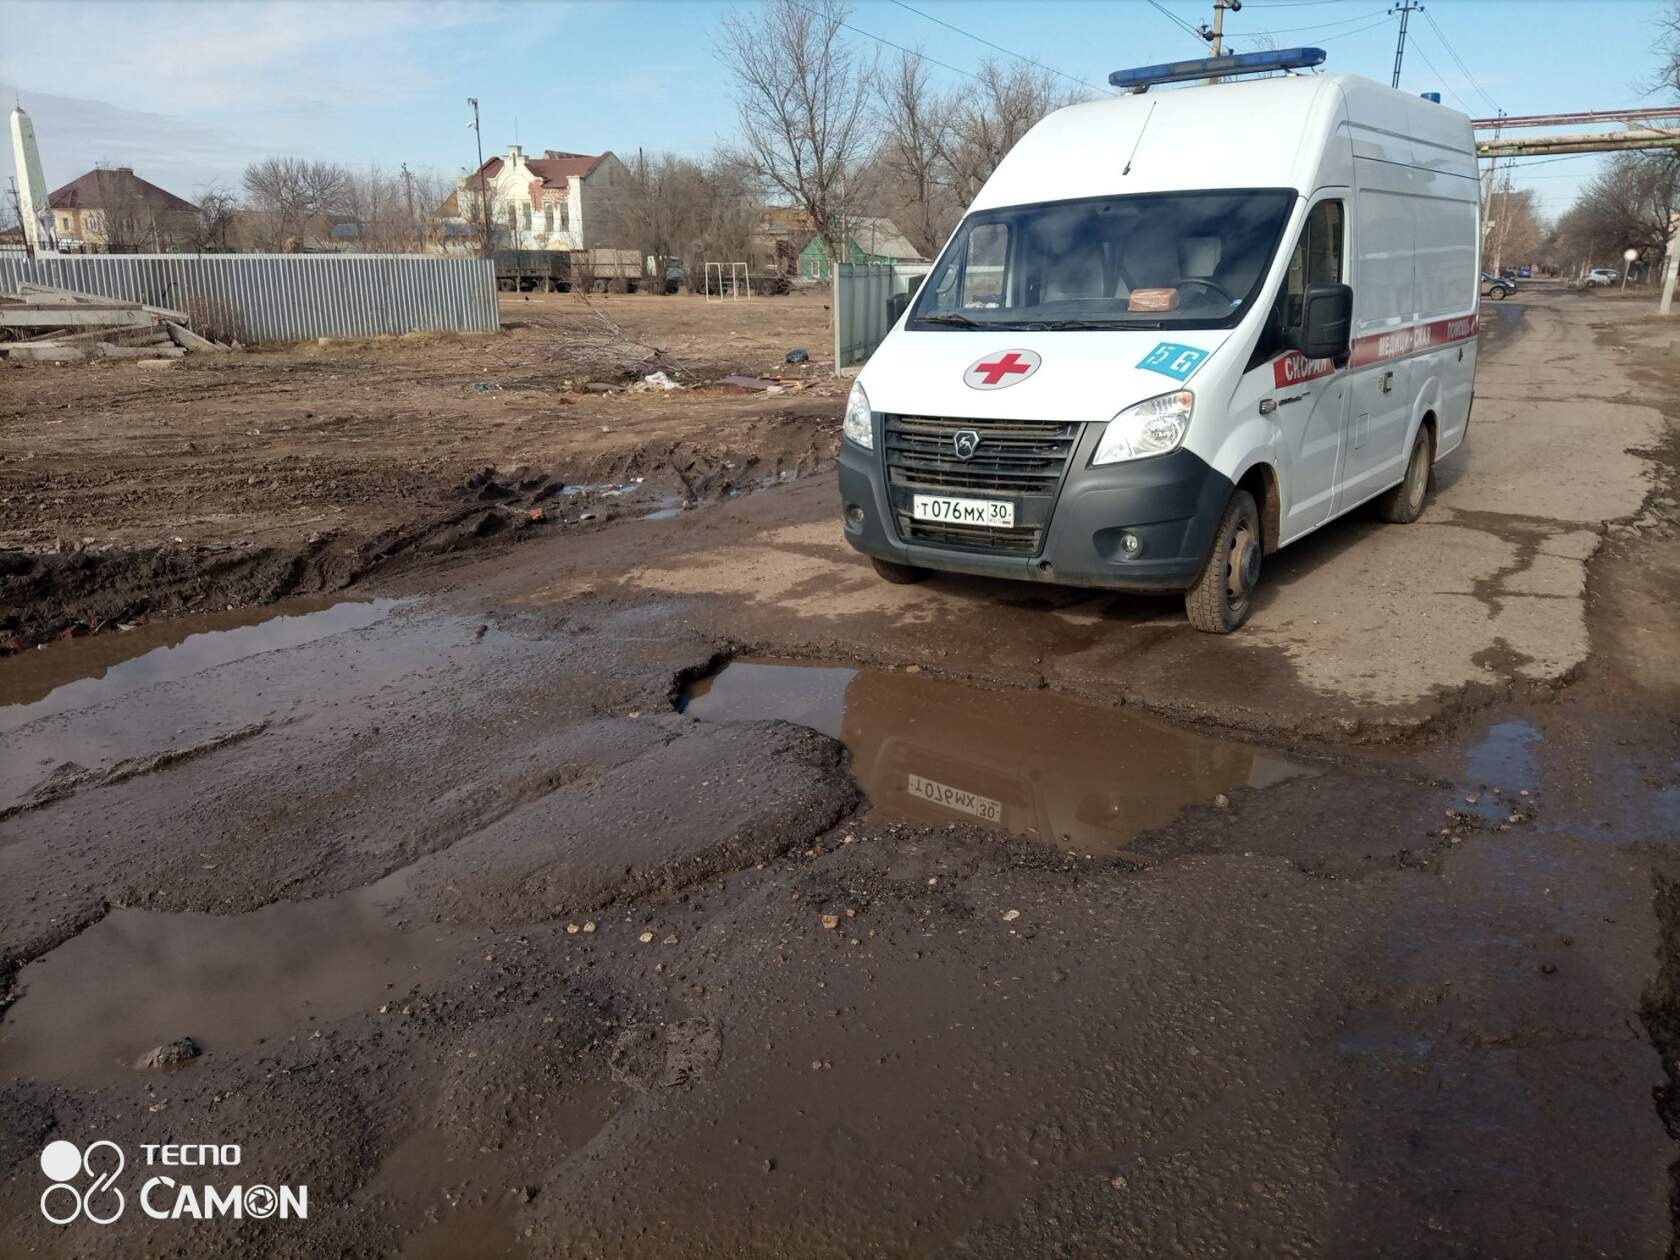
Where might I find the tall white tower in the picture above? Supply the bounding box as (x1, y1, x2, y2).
(9, 105, 54, 254)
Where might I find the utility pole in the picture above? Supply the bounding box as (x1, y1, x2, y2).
(1389, 0, 1421, 89)
(400, 162, 416, 249)
(1199, 0, 1240, 55)
(467, 97, 490, 254)
(1199, 0, 1240, 83)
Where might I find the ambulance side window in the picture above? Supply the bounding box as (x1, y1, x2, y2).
(961, 223, 1009, 309)
(1261, 199, 1344, 362)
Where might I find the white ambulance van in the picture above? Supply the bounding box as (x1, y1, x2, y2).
(838, 49, 1481, 632)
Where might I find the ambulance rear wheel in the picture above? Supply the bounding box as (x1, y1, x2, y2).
(1184, 489, 1261, 634)
(871, 557, 928, 584)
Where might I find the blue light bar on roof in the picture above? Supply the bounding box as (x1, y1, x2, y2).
(1108, 46, 1327, 92)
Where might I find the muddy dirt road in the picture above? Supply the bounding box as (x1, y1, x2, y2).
(0, 291, 842, 645)
(1, 287, 1678, 1258)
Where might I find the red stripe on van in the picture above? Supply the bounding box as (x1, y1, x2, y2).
(1347, 313, 1479, 368)
(1269, 312, 1478, 388)
(1272, 351, 1338, 388)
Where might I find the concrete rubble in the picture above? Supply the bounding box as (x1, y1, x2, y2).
(0, 282, 228, 364)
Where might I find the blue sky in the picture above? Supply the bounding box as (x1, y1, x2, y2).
(1, 0, 1668, 222)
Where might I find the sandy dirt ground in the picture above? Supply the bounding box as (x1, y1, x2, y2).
(1, 286, 1678, 1259)
(0, 291, 843, 645)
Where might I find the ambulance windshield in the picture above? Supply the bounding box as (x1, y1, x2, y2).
(908, 189, 1295, 331)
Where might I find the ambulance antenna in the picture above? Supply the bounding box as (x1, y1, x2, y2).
(1122, 101, 1158, 177)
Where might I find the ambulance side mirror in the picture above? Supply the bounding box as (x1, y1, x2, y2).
(1297, 282, 1353, 361)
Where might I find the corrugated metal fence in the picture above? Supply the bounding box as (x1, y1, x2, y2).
(0, 254, 499, 343)
(833, 262, 932, 370)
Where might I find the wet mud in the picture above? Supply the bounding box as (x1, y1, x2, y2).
(1, 287, 1678, 1258)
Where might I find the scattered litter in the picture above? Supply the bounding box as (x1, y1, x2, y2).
(1002, 909, 1021, 922)
(639, 931, 655, 943)
(821, 913, 840, 930)
(1213, 793, 1230, 808)
(785, 348, 810, 364)
(635, 370, 683, 392)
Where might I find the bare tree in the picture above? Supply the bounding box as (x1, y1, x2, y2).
(618, 151, 704, 290)
(241, 157, 351, 250)
(719, 0, 874, 275)
(693, 153, 763, 277)
(190, 183, 237, 252)
(938, 60, 1084, 204)
(1548, 152, 1678, 277)
(876, 50, 956, 257)
(1483, 186, 1544, 273)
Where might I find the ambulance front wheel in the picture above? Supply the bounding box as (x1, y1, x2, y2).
(1184, 489, 1261, 635)
(871, 557, 929, 584)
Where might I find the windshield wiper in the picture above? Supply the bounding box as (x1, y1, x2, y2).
(915, 312, 983, 327)
(1013, 319, 1161, 331)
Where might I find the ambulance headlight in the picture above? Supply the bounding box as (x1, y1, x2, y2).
(843, 381, 874, 450)
(1092, 390, 1193, 465)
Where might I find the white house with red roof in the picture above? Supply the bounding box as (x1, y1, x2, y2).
(449, 144, 630, 251)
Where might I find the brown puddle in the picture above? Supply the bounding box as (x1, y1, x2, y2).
(681, 660, 1307, 855)
(0, 876, 471, 1083)
(0, 596, 401, 726)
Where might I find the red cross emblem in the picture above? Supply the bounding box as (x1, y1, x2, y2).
(964, 349, 1041, 390)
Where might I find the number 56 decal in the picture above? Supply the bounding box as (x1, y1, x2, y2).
(1138, 342, 1208, 381)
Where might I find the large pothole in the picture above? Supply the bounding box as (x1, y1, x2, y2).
(680, 658, 1310, 856)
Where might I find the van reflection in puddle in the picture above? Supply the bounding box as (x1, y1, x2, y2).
(685, 661, 1306, 856)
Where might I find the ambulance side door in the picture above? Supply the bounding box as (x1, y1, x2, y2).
(1238, 195, 1351, 543)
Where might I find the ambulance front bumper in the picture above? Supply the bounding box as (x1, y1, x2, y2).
(838, 429, 1235, 593)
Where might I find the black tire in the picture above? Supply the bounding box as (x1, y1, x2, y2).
(1378, 424, 1434, 524)
(1184, 489, 1262, 634)
(1489, 284, 1508, 300)
(871, 557, 928, 585)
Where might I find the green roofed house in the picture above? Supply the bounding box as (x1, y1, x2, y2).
(798, 217, 927, 281)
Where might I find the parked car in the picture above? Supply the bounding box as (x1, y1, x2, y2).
(839, 64, 1479, 634)
(1481, 273, 1513, 299)
(1585, 268, 1619, 287)
(1517, 265, 1532, 278)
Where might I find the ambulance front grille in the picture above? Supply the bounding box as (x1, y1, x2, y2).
(884, 415, 1075, 496)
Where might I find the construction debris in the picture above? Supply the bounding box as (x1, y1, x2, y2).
(548, 303, 681, 382)
(0, 283, 229, 364)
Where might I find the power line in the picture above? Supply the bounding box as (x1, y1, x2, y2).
(1145, 0, 1211, 47)
(1421, 9, 1499, 112)
(885, 0, 1108, 94)
(1242, 9, 1386, 37)
(1314, 15, 1396, 41)
(1407, 42, 1472, 111)
(780, 0, 987, 83)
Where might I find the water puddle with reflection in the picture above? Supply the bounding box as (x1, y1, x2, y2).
(0, 870, 466, 1083)
(0, 597, 401, 730)
(681, 660, 1308, 855)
